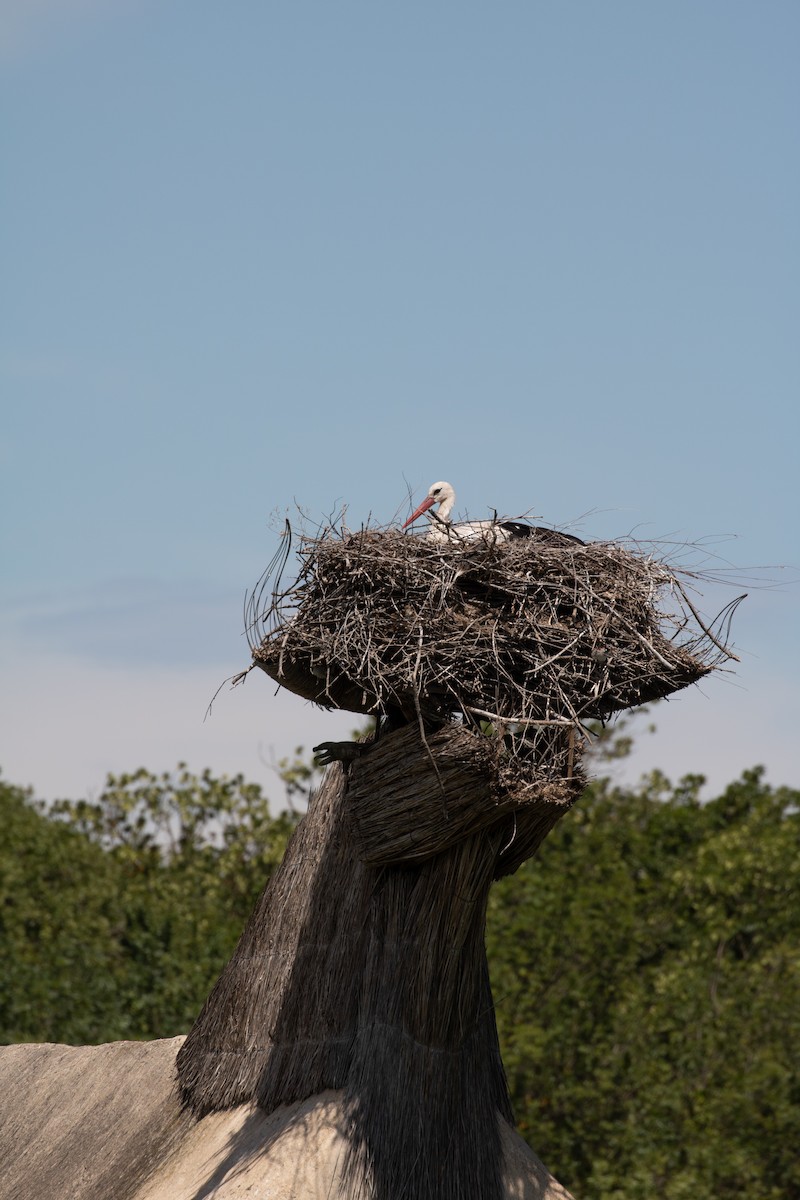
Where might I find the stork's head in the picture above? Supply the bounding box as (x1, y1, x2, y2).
(402, 481, 456, 528)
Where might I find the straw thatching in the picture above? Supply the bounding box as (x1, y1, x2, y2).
(178, 520, 739, 1200)
(178, 721, 581, 1199)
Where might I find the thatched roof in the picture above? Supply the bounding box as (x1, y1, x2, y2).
(247, 526, 737, 736)
(0, 1039, 575, 1198)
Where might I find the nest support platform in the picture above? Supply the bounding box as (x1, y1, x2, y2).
(178, 720, 584, 1200)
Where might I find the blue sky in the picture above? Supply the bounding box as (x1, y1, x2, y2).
(2, 0, 798, 804)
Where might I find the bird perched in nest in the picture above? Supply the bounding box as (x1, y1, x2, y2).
(403, 480, 584, 547)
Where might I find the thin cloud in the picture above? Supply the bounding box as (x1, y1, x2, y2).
(2, 579, 249, 669)
(0, 641, 354, 805)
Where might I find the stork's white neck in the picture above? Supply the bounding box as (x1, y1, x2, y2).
(427, 480, 456, 524)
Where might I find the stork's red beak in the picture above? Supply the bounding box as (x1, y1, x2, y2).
(402, 495, 435, 529)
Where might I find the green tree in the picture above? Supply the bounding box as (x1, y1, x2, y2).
(1, 774, 129, 1043)
(486, 764, 800, 1199)
(0, 764, 301, 1043)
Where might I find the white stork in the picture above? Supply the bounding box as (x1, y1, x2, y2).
(402, 481, 584, 547)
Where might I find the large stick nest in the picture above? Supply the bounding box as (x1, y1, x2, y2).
(247, 523, 739, 737)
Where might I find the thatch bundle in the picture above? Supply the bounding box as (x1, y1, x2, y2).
(345, 722, 580, 878)
(177, 722, 580, 1199)
(248, 526, 731, 741)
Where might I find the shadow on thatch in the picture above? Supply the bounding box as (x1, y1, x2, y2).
(185, 1109, 275, 1200)
(179, 522, 740, 1199)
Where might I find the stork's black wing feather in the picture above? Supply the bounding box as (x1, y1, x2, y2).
(499, 521, 585, 547)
